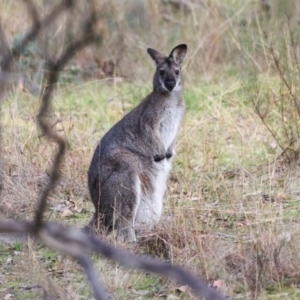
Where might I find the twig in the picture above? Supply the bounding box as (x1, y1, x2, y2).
(269, 46, 300, 118)
(0, 1, 226, 299)
(0, 220, 226, 300)
(34, 0, 97, 231)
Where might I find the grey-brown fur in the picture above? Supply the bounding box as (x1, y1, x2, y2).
(87, 44, 187, 242)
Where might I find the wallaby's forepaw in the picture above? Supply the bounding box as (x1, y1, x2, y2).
(166, 152, 172, 159)
(166, 147, 175, 159)
(154, 154, 166, 162)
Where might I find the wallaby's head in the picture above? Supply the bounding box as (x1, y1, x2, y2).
(147, 44, 187, 93)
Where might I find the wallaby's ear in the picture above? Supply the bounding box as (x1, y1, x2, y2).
(169, 44, 187, 64)
(147, 48, 166, 65)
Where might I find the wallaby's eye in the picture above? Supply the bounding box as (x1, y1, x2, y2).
(175, 70, 179, 75)
(160, 69, 165, 75)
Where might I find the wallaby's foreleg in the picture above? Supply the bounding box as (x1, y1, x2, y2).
(153, 141, 166, 161)
(143, 121, 166, 162)
(153, 126, 167, 162)
(153, 138, 166, 161)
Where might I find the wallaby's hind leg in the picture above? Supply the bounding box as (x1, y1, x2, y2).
(100, 170, 140, 243)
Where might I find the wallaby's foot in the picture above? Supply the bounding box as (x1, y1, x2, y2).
(82, 215, 101, 235)
(81, 223, 97, 235)
(117, 226, 136, 243)
(154, 154, 166, 162)
(82, 224, 99, 235)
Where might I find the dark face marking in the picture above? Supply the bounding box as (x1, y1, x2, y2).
(147, 44, 187, 92)
(156, 59, 181, 92)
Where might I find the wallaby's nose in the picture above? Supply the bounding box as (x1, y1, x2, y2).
(165, 80, 176, 91)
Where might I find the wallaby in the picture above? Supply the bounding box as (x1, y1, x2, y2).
(87, 44, 187, 242)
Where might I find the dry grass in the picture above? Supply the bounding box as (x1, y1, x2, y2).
(2, 78, 300, 299)
(2, 0, 300, 299)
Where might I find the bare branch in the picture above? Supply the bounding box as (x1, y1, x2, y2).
(0, 220, 33, 234)
(40, 224, 108, 300)
(269, 46, 300, 118)
(23, 0, 40, 26)
(0, 17, 11, 102)
(0, 1, 225, 299)
(1, 0, 74, 72)
(34, 0, 97, 231)
(77, 255, 108, 300)
(0, 220, 226, 300)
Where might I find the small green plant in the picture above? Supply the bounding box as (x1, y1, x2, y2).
(40, 248, 59, 267)
(13, 241, 23, 252)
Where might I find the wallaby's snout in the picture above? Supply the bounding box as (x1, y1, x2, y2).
(165, 78, 176, 91)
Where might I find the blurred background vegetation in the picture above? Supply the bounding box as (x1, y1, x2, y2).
(3, 0, 300, 164)
(0, 0, 300, 162)
(3, 0, 300, 299)
(3, 0, 296, 82)
(2, 0, 300, 84)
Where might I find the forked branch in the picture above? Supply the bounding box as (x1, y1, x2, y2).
(0, 1, 225, 299)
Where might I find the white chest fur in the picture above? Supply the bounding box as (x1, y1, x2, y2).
(159, 93, 184, 150)
(135, 158, 172, 226)
(135, 93, 184, 227)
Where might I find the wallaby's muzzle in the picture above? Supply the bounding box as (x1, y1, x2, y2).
(165, 79, 176, 91)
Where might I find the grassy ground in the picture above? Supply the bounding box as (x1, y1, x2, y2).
(2, 0, 300, 299)
(2, 72, 300, 299)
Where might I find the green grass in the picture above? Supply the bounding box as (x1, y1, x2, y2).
(2, 0, 300, 299)
(2, 73, 300, 299)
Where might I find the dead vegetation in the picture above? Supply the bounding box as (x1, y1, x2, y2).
(0, 1, 227, 300)
(2, 0, 300, 299)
